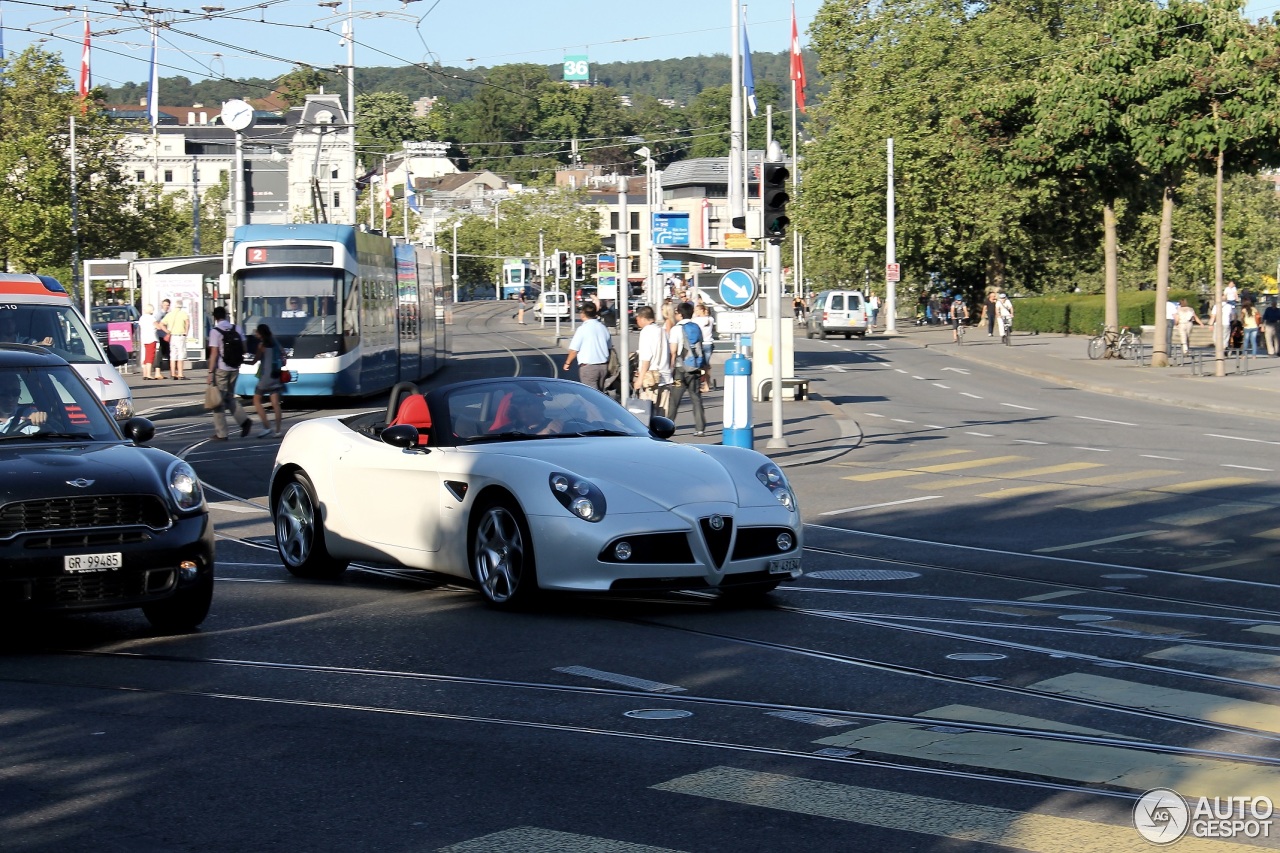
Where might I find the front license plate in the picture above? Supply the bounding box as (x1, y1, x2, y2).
(768, 558, 801, 576)
(64, 553, 122, 573)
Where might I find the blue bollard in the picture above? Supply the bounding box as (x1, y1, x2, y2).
(721, 353, 753, 448)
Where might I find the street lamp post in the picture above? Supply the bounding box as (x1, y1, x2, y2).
(451, 221, 460, 305)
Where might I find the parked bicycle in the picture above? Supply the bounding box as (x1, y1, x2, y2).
(1086, 324, 1141, 360)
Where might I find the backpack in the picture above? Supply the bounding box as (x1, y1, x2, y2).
(680, 320, 708, 370)
(219, 325, 246, 367)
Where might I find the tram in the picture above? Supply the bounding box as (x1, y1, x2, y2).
(228, 224, 447, 398)
(500, 258, 539, 300)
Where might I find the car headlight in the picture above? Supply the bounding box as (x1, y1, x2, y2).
(756, 462, 796, 512)
(549, 472, 606, 522)
(108, 398, 134, 420)
(168, 461, 205, 512)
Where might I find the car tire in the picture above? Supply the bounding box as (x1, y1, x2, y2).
(844, 332, 852, 339)
(142, 568, 213, 632)
(805, 327, 814, 339)
(818, 328, 828, 340)
(470, 496, 538, 608)
(275, 473, 349, 579)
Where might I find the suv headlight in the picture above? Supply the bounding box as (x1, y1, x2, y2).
(549, 472, 606, 522)
(756, 462, 796, 512)
(168, 461, 205, 511)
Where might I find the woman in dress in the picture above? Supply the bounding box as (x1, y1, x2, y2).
(252, 323, 285, 438)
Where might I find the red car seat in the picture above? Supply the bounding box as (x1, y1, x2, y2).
(389, 394, 432, 445)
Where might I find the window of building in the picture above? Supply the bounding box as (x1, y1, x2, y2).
(630, 211, 640, 230)
(163, 170, 174, 182)
(331, 166, 339, 179)
(610, 211, 618, 230)
(135, 170, 145, 182)
(630, 233, 640, 253)
(333, 192, 341, 209)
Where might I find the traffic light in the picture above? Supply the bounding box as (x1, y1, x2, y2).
(762, 162, 790, 244)
(572, 255, 585, 281)
(557, 251, 570, 278)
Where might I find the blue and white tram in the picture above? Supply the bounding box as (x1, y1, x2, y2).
(229, 224, 445, 398)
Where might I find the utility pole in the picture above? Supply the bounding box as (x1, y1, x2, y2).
(618, 175, 630, 406)
(885, 138, 898, 334)
(192, 156, 201, 254)
(728, 0, 744, 229)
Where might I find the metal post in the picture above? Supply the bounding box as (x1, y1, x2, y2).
(234, 130, 246, 227)
(70, 116, 81, 303)
(618, 176, 630, 406)
(451, 221, 459, 305)
(346, 0, 357, 223)
(728, 0, 744, 227)
(192, 156, 201, 254)
(885, 138, 898, 334)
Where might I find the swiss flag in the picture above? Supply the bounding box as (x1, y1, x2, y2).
(78, 13, 91, 113)
(791, 2, 807, 114)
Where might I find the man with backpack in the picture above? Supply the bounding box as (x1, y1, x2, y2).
(666, 302, 707, 437)
(206, 305, 253, 440)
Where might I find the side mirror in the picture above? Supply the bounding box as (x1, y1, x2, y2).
(122, 416, 155, 444)
(382, 423, 427, 451)
(106, 344, 129, 367)
(650, 416, 676, 440)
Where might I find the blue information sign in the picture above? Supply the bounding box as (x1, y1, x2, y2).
(652, 212, 690, 247)
(718, 269, 759, 310)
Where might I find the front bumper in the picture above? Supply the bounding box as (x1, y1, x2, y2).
(0, 512, 215, 614)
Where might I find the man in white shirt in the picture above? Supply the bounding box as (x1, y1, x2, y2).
(666, 302, 707, 436)
(633, 306, 671, 409)
(564, 302, 612, 392)
(206, 306, 253, 440)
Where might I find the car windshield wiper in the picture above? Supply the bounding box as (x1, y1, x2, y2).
(0, 431, 97, 442)
(563, 428, 631, 437)
(464, 431, 556, 443)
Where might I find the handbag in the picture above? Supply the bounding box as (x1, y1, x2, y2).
(642, 369, 662, 390)
(606, 346, 620, 374)
(203, 384, 223, 410)
(279, 369, 292, 384)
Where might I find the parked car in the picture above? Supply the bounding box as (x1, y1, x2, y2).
(806, 290, 869, 339)
(0, 344, 214, 630)
(90, 304, 140, 351)
(269, 377, 802, 607)
(533, 291, 571, 321)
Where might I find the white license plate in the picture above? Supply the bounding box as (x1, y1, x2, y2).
(64, 553, 122, 573)
(768, 558, 801, 576)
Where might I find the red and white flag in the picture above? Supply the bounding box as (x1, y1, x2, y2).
(78, 12, 91, 113)
(790, 1, 807, 114)
(383, 163, 393, 222)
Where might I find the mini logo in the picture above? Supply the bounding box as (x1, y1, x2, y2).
(65, 479, 94, 488)
(708, 514, 724, 531)
(1135, 788, 1190, 844)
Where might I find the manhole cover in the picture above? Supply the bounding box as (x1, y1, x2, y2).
(624, 709, 692, 720)
(946, 653, 1007, 662)
(1102, 573, 1147, 579)
(805, 569, 922, 581)
(1058, 614, 1114, 622)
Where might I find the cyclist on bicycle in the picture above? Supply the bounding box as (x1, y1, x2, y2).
(995, 293, 1014, 343)
(952, 296, 968, 343)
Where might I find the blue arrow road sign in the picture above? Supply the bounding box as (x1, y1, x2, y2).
(718, 269, 759, 310)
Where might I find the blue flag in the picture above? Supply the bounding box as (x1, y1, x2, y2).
(406, 171, 421, 214)
(147, 23, 159, 127)
(742, 21, 757, 118)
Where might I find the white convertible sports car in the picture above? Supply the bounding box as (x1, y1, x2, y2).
(269, 377, 802, 607)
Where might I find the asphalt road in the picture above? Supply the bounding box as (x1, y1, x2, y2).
(2, 302, 1278, 852)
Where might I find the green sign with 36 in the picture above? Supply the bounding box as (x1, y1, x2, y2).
(563, 56, 590, 82)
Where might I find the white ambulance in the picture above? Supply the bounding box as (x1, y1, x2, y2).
(0, 275, 134, 421)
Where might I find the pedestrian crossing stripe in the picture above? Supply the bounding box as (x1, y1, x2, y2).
(1253, 528, 1280, 540)
(996, 462, 1104, 478)
(1145, 644, 1280, 672)
(879, 448, 972, 462)
(1150, 477, 1259, 494)
(1149, 502, 1271, 527)
(1062, 469, 1172, 486)
(438, 827, 686, 852)
(1030, 672, 1280, 734)
(811, 721, 1280, 801)
(653, 766, 1263, 852)
(1059, 490, 1175, 512)
(844, 455, 1030, 482)
(908, 476, 996, 489)
(919, 703, 1127, 737)
(977, 482, 1081, 499)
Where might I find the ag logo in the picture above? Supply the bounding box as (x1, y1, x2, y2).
(1134, 788, 1189, 844)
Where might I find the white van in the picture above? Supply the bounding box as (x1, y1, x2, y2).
(533, 290, 571, 321)
(0, 275, 134, 421)
(806, 290, 869, 339)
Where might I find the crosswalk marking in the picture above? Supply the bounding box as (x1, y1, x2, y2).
(1059, 491, 1174, 512)
(843, 469, 924, 482)
(919, 704, 1126, 737)
(1150, 477, 1258, 494)
(1253, 527, 1280, 540)
(1063, 469, 1171, 486)
(915, 455, 1027, 473)
(1029, 672, 1280, 733)
(1145, 644, 1280, 671)
(1149, 502, 1271, 527)
(907, 476, 995, 490)
(438, 827, 687, 852)
(1245, 624, 1280, 636)
(977, 482, 1081, 499)
(997, 462, 1104, 478)
(655, 766, 1265, 851)
(871, 448, 971, 463)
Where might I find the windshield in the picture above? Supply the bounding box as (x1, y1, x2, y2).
(239, 268, 350, 358)
(0, 365, 119, 441)
(444, 381, 651, 443)
(0, 304, 108, 365)
(91, 306, 138, 325)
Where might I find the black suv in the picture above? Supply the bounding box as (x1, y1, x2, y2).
(0, 344, 214, 630)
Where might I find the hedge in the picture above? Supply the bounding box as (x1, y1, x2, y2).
(1010, 291, 1199, 335)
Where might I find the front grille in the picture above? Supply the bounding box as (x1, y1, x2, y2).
(25, 531, 153, 550)
(599, 533, 694, 564)
(0, 495, 170, 537)
(699, 515, 733, 569)
(31, 569, 175, 605)
(732, 527, 798, 561)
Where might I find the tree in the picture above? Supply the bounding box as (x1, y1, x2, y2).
(355, 91, 436, 157)
(276, 66, 337, 108)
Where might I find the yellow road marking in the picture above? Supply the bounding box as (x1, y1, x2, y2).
(655, 767, 1267, 852)
(907, 476, 996, 489)
(1151, 477, 1258, 494)
(977, 482, 1082, 499)
(1020, 590, 1085, 602)
(1060, 491, 1174, 512)
(997, 462, 1104, 478)
(1146, 644, 1280, 671)
(1252, 527, 1280, 540)
(1181, 558, 1263, 574)
(843, 470, 924, 482)
(1150, 503, 1271, 527)
(1030, 672, 1280, 733)
(888, 448, 973, 462)
(1245, 624, 1280, 636)
(915, 455, 1027, 472)
(1064, 469, 1174, 485)
(919, 704, 1127, 737)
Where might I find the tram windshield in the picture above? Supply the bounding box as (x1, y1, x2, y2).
(238, 268, 355, 357)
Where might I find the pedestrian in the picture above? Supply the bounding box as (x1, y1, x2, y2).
(792, 293, 807, 324)
(165, 299, 191, 380)
(154, 299, 171, 379)
(252, 323, 285, 438)
(633, 306, 672, 412)
(563, 301, 611, 392)
(693, 302, 716, 392)
(868, 292, 880, 330)
(1261, 298, 1280, 357)
(1240, 298, 1261, 357)
(1224, 280, 1240, 325)
(206, 306, 253, 440)
(981, 292, 997, 336)
(951, 296, 968, 343)
(1165, 298, 1179, 347)
(139, 303, 159, 379)
(1174, 299, 1203, 355)
(995, 292, 1014, 342)
(666, 302, 707, 437)
(1209, 298, 1229, 350)
(512, 290, 527, 324)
